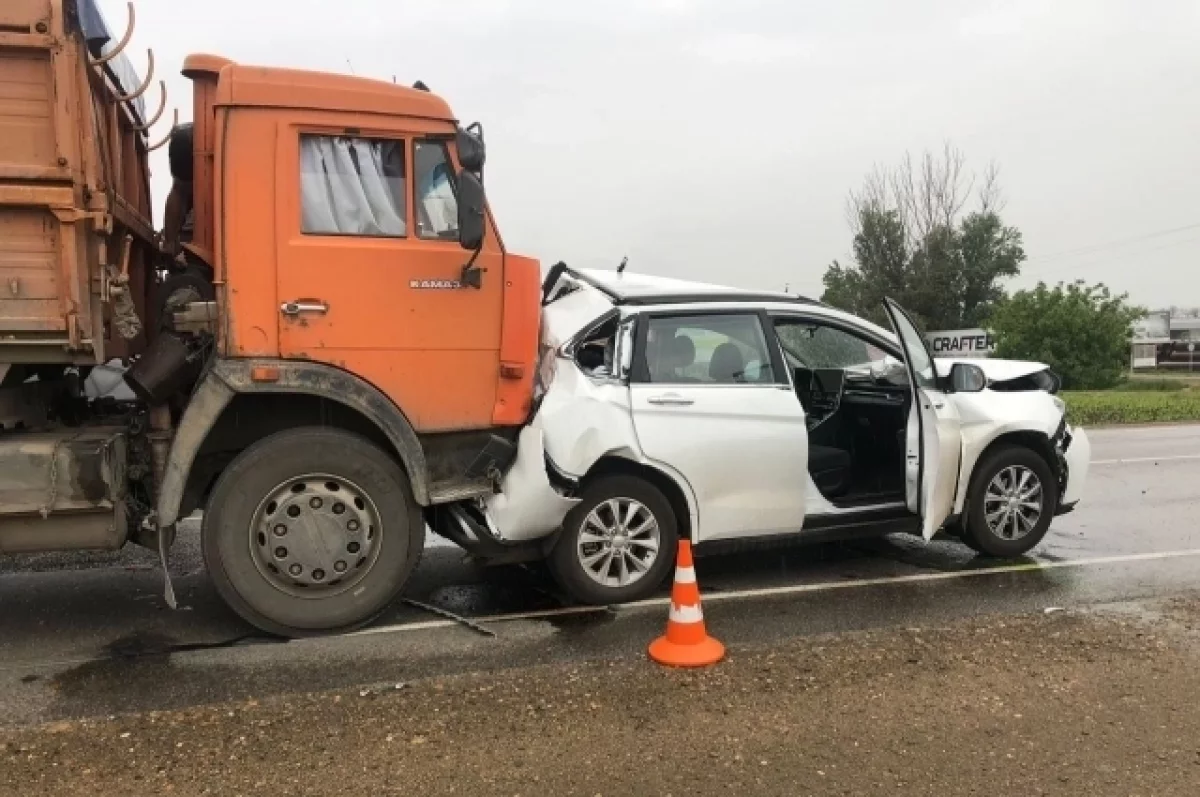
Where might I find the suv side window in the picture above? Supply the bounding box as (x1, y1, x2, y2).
(414, 140, 460, 240)
(639, 314, 776, 385)
(774, 320, 889, 369)
(300, 135, 407, 237)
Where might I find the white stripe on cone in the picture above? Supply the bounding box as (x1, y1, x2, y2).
(669, 602, 704, 624)
(674, 566, 696, 584)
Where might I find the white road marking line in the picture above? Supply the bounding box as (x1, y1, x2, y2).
(349, 548, 1200, 638)
(1091, 454, 1200, 465)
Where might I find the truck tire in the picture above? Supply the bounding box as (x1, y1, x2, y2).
(961, 444, 1058, 558)
(202, 427, 423, 636)
(547, 475, 678, 605)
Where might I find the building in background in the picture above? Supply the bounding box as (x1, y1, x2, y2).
(1131, 310, 1199, 370)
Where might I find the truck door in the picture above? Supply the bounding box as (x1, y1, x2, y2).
(275, 129, 504, 431)
(883, 299, 962, 540)
(628, 311, 808, 542)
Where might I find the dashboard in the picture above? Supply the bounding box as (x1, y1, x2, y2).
(794, 366, 908, 429)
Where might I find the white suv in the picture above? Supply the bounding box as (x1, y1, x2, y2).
(436, 266, 1091, 606)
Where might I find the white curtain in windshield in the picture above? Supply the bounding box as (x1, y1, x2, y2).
(300, 136, 406, 236)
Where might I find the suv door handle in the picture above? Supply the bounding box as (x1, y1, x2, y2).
(647, 393, 694, 406)
(280, 300, 329, 316)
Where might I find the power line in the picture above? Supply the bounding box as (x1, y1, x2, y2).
(1030, 234, 1200, 276)
(1025, 221, 1200, 267)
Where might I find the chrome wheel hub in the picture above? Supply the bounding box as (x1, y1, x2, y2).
(249, 473, 382, 598)
(983, 465, 1044, 541)
(576, 498, 661, 588)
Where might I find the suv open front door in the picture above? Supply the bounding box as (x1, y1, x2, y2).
(883, 300, 962, 540)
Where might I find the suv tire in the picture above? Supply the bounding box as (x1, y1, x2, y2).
(961, 444, 1058, 558)
(548, 475, 678, 605)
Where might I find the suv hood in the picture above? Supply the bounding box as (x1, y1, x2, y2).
(934, 357, 1050, 383)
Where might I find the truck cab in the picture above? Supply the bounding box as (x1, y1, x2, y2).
(181, 56, 538, 433)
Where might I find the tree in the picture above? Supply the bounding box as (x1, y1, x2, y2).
(987, 281, 1145, 390)
(821, 144, 1025, 331)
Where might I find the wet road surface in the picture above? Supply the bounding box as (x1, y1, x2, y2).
(1, 423, 1197, 728)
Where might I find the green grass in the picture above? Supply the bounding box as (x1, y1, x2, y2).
(1127, 370, 1200, 387)
(1063, 389, 1200, 426)
(1112, 377, 1189, 392)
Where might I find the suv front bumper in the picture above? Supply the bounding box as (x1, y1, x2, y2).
(1057, 425, 1091, 510)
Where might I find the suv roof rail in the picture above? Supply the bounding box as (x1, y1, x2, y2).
(542, 263, 825, 308)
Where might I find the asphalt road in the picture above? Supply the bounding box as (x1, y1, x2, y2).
(1, 423, 1198, 729)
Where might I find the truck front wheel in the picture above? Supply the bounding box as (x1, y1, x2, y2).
(202, 427, 423, 636)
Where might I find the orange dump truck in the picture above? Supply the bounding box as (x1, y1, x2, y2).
(0, 0, 541, 634)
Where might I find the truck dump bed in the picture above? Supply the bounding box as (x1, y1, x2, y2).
(0, 0, 159, 366)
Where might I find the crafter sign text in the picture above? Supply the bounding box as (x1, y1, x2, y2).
(926, 328, 997, 357)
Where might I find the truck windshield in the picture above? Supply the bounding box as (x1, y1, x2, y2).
(415, 140, 460, 240)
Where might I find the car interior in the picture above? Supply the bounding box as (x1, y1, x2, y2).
(574, 317, 618, 376)
(773, 319, 912, 507)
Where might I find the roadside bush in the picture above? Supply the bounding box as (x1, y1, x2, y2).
(988, 282, 1144, 390)
(1062, 391, 1200, 426)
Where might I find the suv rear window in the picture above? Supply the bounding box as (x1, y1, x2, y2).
(640, 314, 775, 384)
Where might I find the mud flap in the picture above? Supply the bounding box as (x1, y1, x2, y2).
(158, 521, 177, 609)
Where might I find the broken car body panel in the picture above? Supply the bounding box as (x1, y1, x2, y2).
(934, 357, 1051, 383)
(484, 273, 698, 541)
(482, 422, 579, 542)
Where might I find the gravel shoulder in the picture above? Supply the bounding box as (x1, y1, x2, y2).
(4, 596, 1200, 797)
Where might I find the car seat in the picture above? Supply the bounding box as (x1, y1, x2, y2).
(708, 342, 745, 382)
(667, 335, 700, 382)
(808, 444, 852, 498)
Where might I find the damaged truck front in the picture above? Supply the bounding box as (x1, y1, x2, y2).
(1, 1, 542, 636)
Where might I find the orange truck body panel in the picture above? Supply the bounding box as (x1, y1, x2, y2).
(0, 0, 156, 362)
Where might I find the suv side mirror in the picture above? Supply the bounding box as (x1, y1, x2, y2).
(456, 170, 486, 251)
(950, 362, 986, 393)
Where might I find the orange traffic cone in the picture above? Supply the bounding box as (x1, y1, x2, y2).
(648, 539, 725, 668)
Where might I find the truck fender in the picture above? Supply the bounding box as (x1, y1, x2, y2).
(155, 358, 429, 528)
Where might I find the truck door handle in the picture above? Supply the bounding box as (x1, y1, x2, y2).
(647, 393, 694, 406)
(280, 301, 329, 316)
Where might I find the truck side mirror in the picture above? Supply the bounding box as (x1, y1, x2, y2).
(457, 170, 486, 252)
(949, 362, 986, 393)
(456, 126, 486, 173)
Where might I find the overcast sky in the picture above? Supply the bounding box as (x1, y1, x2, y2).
(101, 0, 1200, 310)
